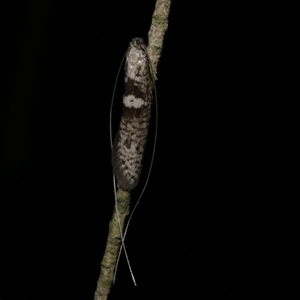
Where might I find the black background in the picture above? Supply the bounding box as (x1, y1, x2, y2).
(0, 1, 299, 299)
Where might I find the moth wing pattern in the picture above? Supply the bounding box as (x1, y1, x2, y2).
(112, 38, 153, 191)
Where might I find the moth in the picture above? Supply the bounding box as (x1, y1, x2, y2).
(110, 37, 157, 284)
(111, 37, 154, 191)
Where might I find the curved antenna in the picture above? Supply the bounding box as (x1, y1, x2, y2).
(124, 71, 157, 240)
(110, 51, 136, 285)
(114, 46, 158, 282)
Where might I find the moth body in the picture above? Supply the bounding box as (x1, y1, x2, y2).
(112, 38, 152, 191)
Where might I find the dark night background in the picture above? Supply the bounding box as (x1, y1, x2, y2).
(0, 1, 299, 299)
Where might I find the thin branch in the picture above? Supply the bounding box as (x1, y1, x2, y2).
(147, 0, 172, 80)
(94, 1, 171, 300)
(94, 189, 130, 300)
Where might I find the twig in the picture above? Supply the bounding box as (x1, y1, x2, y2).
(147, 0, 172, 79)
(94, 1, 171, 300)
(94, 189, 130, 300)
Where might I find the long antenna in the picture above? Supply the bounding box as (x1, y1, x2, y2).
(109, 52, 136, 285)
(113, 46, 158, 283)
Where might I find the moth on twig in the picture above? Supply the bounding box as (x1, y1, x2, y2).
(109, 37, 157, 284)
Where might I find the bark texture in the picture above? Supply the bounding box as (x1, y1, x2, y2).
(94, 189, 130, 300)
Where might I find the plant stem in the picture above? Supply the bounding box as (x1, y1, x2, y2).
(94, 189, 131, 300)
(94, 1, 171, 299)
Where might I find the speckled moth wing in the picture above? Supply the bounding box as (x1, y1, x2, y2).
(111, 38, 152, 191)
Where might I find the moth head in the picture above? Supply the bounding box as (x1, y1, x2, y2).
(127, 38, 147, 71)
(130, 37, 144, 50)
